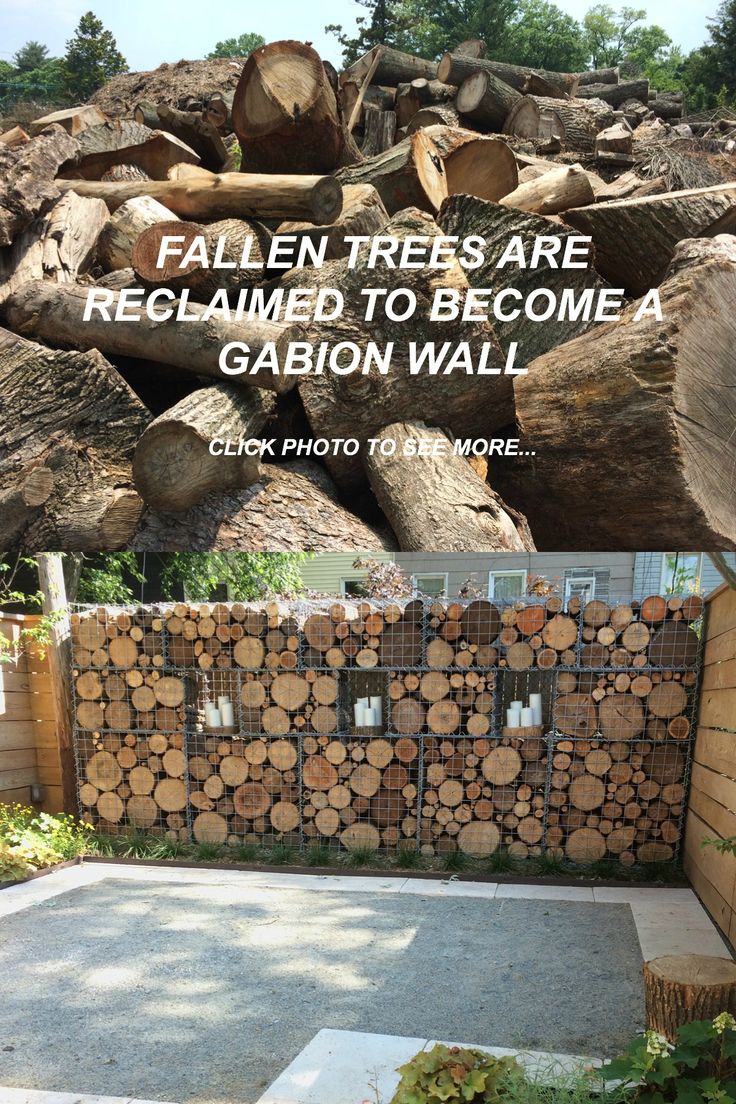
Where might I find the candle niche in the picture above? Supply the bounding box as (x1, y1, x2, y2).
(201, 670, 239, 735)
(500, 669, 555, 737)
(342, 669, 388, 735)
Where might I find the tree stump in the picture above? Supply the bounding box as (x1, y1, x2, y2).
(643, 956, 736, 1041)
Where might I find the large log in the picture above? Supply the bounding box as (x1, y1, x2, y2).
(232, 40, 357, 174)
(578, 79, 649, 109)
(0, 192, 108, 306)
(29, 104, 107, 137)
(438, 53, 578, 96)
(97, 195, 178, 271)
(456, 70, 522, 131)
(564, 182, 736, 295)
(0, 331, 149, 551)
(4, 281, 300, 395)
(406, 104, 462, 131)
(68, 123, 200, 180)
(205, 91, 235, 131)
(276, 183, 389, 261)
(292, 207, 513, 490)
(437, 193, 608, 365)
(365, 421, 533, 551)
(347, 46, 438, 88)
(0, 126, 30, 149)
(499, 163, 595, 215)
(335, 130, 447, 215)
(0, 124, 78, 247)
(577, 67, 619, 86)
(133, 384, 276, 512)
(513, 236, 736, 548)
(132, 461, 397, 551)
(154, 103, 229, 170)
(504, 95, 615, 152)
(56, 172, 343, 224)
(422, 125, 518, 202)
(361, 105, 397, 156)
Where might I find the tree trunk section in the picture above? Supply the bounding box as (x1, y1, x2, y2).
(97, 195, 178, 271)
(0, 333, 149, 551)
(578, 79, 649, 108)
(563, 182, 736, 295)
(423, 125, 518, 202)
(154, 103, 229, 170)
(361, 105, 397, 156)
(438, 53, 578, 96)
(456, 69, 522, 131)
(0, 124, 78, 247)
(276, 183, 389, 261)
(336, 130, 447, 215)
(504, 95, 615, 152)
(4, 281, 300, 395)
(133, 384, 276, 511)
(56, 172, 344, 224)
(513, 237, 736, 548)
(366, 421, 533, 551)
(643, 956, 736, 1041)
(347, 46, 438, 88)
(233, 40, 358, 174)
(499, 163, 595, 214)
(132, 461, 397, 551)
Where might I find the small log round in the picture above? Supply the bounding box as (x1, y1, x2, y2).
(643, 956, 736, 1041)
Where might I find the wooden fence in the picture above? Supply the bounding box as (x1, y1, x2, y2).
(0, 614, 63, 812)
(684, 583, 736, 944)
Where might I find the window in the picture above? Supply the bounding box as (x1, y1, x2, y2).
(489, 570, 526, 599)
(413, 573, 448, 597)
(340, 578, 367, 597)
(564, 575, 596, 604)
(661, 553, 703, 594)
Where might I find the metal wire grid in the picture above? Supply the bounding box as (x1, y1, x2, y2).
(70, 596, 704, 862)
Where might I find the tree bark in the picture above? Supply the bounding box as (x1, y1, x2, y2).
(133, 384, 276, 512)
(233, 40, 358, 174)
(512, 236, 736, 548)
(132, 461, 398, 551)
(578, 79, 649, 108)
(205, 91, 235, 132)
(438, 53, 578, 96)
(644, 956, 736, 1041)
(365, 421, 533, 551)
(437, 192, 607, 365)
(291, 207, 513, 490)
(335, 130, 447, 214)
(97, 195, 178, 271)
(56, 171, 343, 224)
(499, 163, 595, 214)
(407, 103, 463, 131)
(564, 181, 736, 295)
(347, 46, 438, 88)
(276, 183, 389, 261)
(361, 105, 397, 156)
(29, 105, 107, 138)
(577, 66, 619, 86)
(4, 281, 300, 395)
(504, 95, 615, 152)
(456, 69, 522, 131)
(68, 121, 200, 180)
(155, 103, 229, 170)
(422, 125, 518, 202)
(0, 333, 149, 551)
(0, 124, 78, 247)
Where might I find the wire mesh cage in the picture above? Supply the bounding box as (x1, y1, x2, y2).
(70, 593, 704, 864)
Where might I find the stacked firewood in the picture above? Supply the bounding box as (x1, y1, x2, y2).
(70, 595, 700, 862)
(1, 37, 735, 551)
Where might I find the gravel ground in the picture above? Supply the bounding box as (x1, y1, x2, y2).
(0, 878, 644, 1104)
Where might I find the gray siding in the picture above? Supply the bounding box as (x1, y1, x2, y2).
(633, 553, 736, 597)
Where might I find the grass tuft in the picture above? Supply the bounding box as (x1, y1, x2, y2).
(346, 846, 376, 868)
(270, 843, 295, 865)
(306, 843, 331, 867)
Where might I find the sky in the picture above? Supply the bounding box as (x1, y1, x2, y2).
(0, 0, 717, 71)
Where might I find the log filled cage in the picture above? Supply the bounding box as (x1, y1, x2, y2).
(69, 594, 703, 863)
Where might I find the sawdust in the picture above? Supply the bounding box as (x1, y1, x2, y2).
(90, 57, 244, 117)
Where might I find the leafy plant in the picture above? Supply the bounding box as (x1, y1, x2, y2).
(602, 1015, 736, 1104)
(0, 804, 94, 880)
(391, 1044, 520, 1104)
(206, 31, 264, 57)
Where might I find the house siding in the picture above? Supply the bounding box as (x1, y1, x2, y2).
(633, 553, 736, 597)
(299, 552, 393, 594)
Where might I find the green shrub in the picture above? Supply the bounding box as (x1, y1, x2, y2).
(0, 803, 94, 881)
(391, 1044, 519, 1104)
(602, 1014, 736, 1103)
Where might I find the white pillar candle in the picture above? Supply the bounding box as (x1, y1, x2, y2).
(506, 708, 521, 727)
(363, 707, 377, 726)
(511, 700, 523, 711)
(354, 702, 366, 727)
(209, 707, 222, 728)
(358, 697, 370, 708)
(204, 703, 217, 725)
(218, 695, 229, 707)
(369, 696, 383, 723)
(221, 702, 235, 727)
(521, 706, 534, 727)
(529, 694, 543, 725)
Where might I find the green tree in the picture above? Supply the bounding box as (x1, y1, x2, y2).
(326, 0, 415, 65)
(506, 0, 587, 71)
(206, 31, 265, 58)
(583, 4, 645, 67)
(64, 11, 127, 100)
(410, 0, 520, 59)
(13, 41, 50, 72)
(703, 0, 736, 101)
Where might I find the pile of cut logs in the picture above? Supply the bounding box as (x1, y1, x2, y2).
(1, 38, 735, 552)
(70, 594, 698, 862)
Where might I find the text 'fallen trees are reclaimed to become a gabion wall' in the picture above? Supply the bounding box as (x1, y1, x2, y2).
(70, 593, 704, 866)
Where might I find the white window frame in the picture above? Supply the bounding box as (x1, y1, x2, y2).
(564, 575, 596, 603)
(412, 573, 449, 597)
(340, 577, 366, 596)
(488, 569, 527, 599)
(660, 553, 703, 594)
